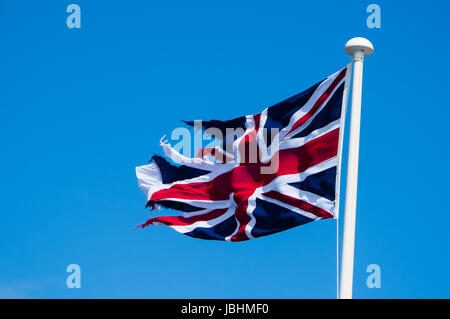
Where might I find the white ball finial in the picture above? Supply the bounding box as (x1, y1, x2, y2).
(344, 37, 374, 56)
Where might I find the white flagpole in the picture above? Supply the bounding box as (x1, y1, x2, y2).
(339, 37, 373, 299)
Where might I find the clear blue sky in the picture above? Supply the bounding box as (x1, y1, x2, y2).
(1, 0, 449, 298)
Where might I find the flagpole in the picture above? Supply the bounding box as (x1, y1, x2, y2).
(339, 37, 373, 299)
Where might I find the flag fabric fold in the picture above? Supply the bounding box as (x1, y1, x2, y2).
(135, 66, 350, 241)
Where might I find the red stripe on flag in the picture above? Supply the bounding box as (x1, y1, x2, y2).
(137, 208, 229, 228)
(262, 191, 334, 219)
(284, 68, 346, 138)
(276, 128, 339, 176)
(150, 171, 233, 202)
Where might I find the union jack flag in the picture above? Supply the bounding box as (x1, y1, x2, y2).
(136, 65, 351, 241)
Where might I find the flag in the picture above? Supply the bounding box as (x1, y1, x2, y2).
(135, 66, 350, 241)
